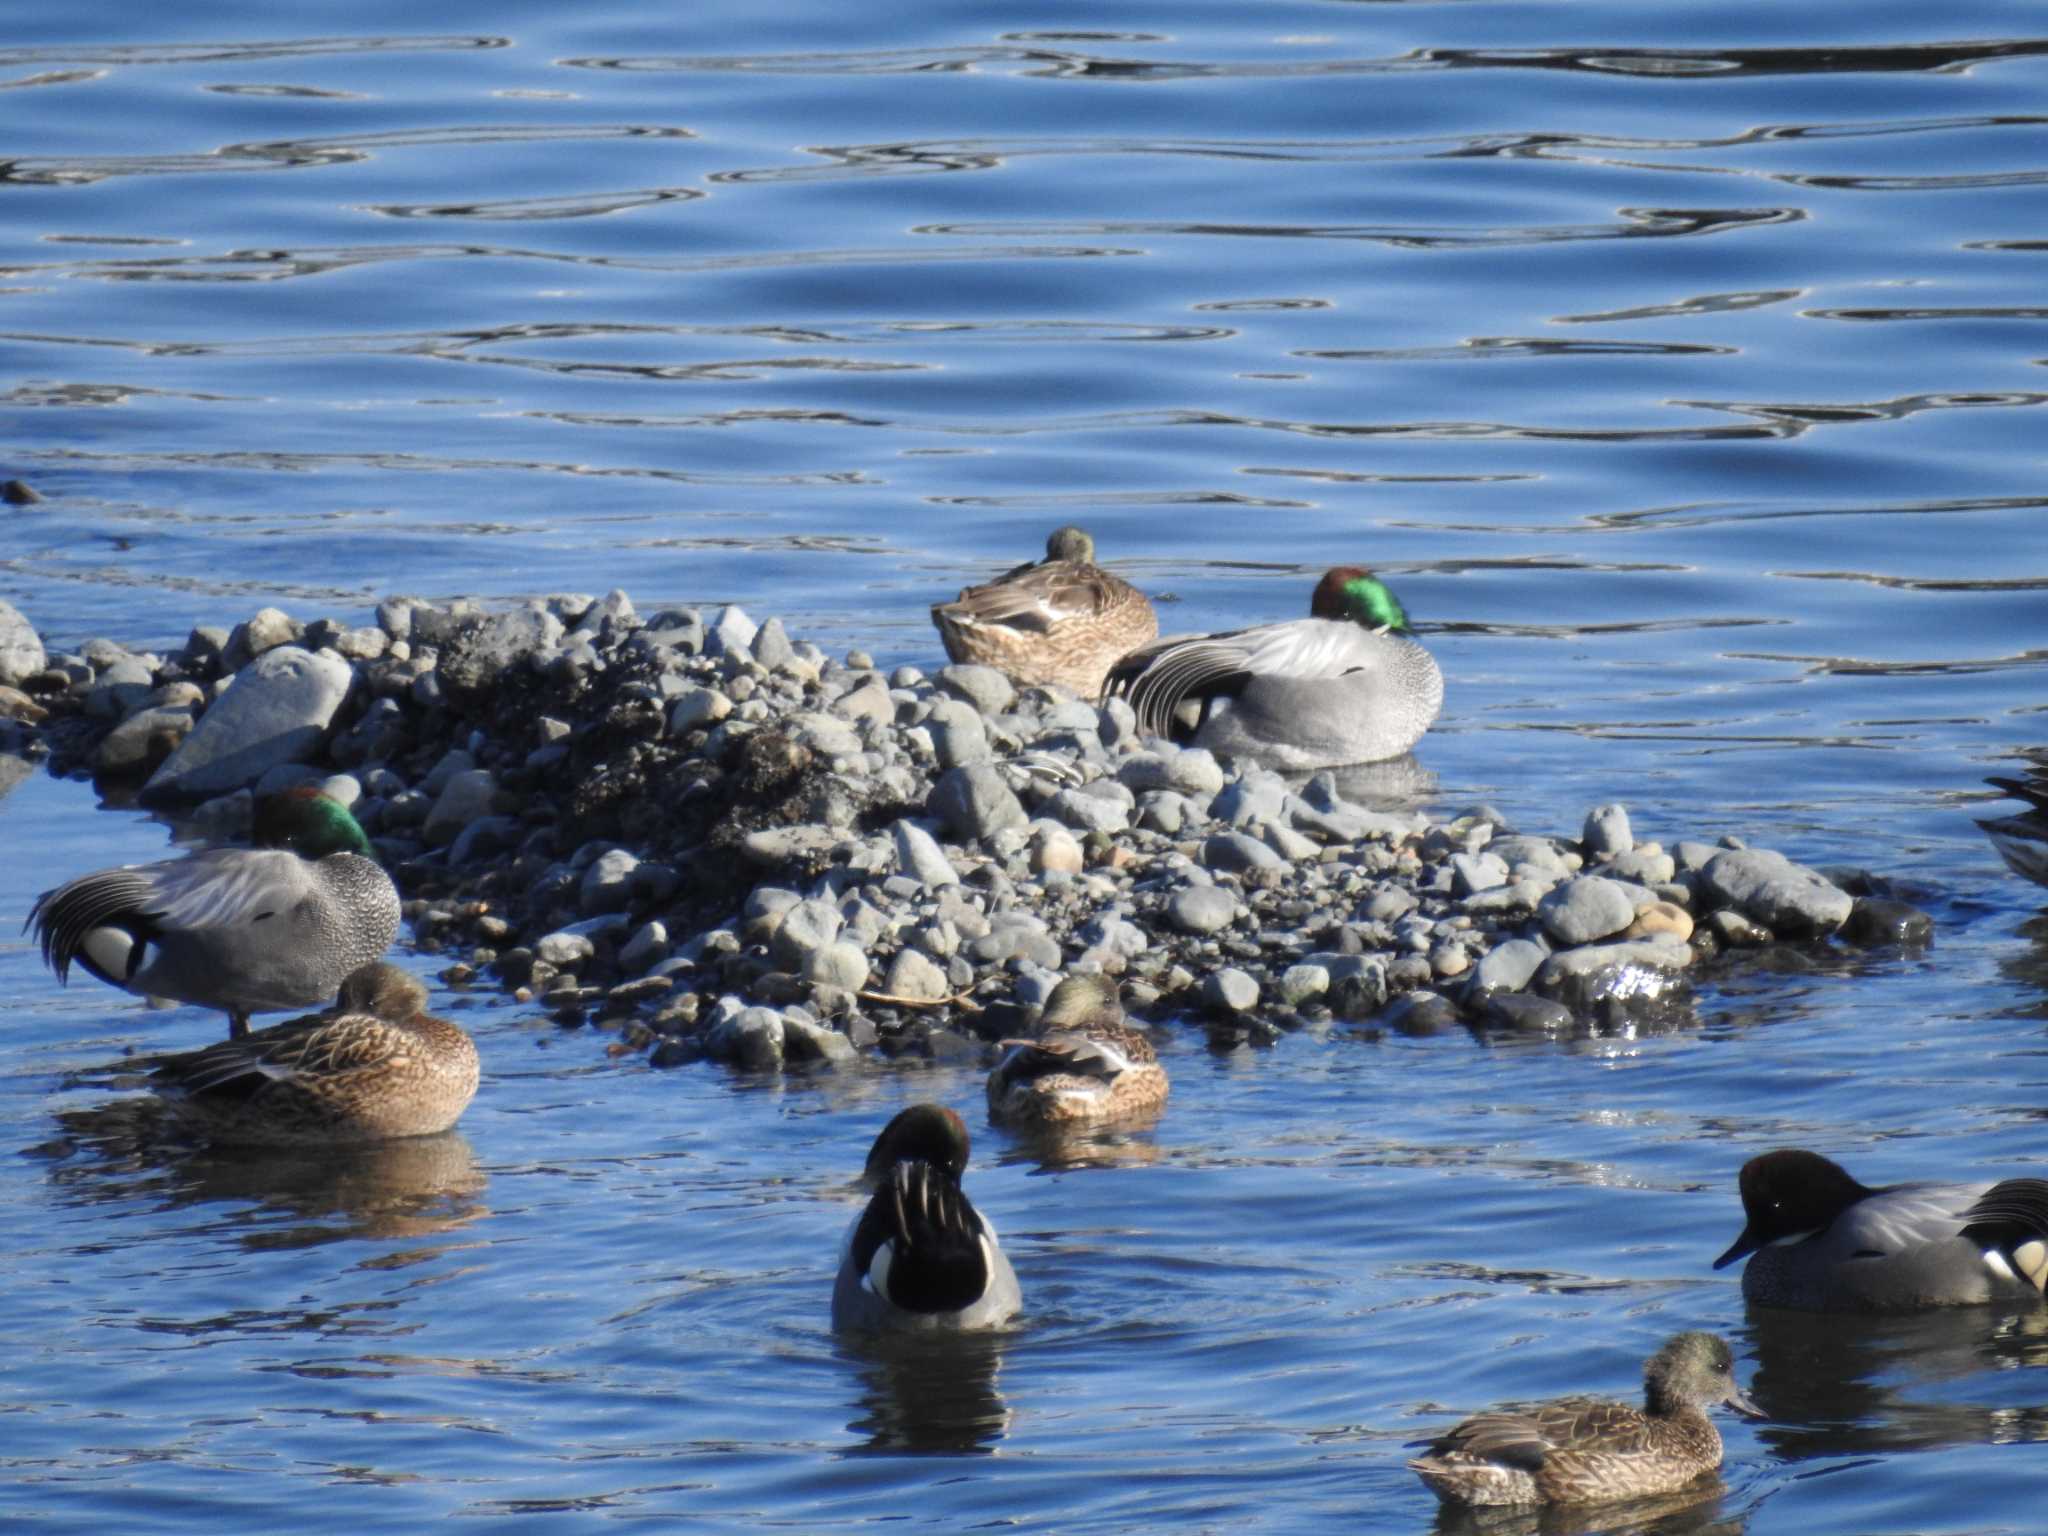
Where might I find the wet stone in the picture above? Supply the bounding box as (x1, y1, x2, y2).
(1538, 875, 1638, 947)
(1582, 802, 1633, 861)
(1485, 992, 1576, 1033)
(1202, 967, 1260, 1013)
(1697, 848, 1854, 939)
(1841, 897, 1935, 948)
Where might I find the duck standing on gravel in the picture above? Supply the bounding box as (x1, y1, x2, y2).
(29, 787, 401, 1040)
(151, 961, 478, 1146)
(833, 1104, 1020, 1332)
(1408, 1331, 1762, 1508)
(986, 973, 1168, 1127)
(1713, 1148, 2048, 1310)
(931, 525, 1157, 697)
(1102, 566, 1442, 771)
(1979, 759, 2048, 888)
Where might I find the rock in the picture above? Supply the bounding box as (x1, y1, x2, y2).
(1697, 849, 1854, 939)
(1030, 825, 1085, 875)
(536, 930, 597, 969)
(1841, 898, 1934, 947)
(781, 1013, 856, 1065)
(438, 607, 566, 700)
(707, 605, 758, 658)
(223, 607, 302, 671)
(85, 654, 155, 720)
(926, 699, 991, 768)
(891, 819, 960, 888)
(936, 663, 1016, 716)
(1327, 959, 1389, 1019)
(1608, 846, 1676, 886)
(930, 764, 1028, 841)
(1118, 747, 1226, 798)
(1582, 803, 1633, 860)
(1484, 992, 1577, 1033)
(1203, 830, 1285, 873)
(1167, 886, 1238, 935)
(883, 948, 951, 1001)
(1535, 936, 1692, 1013)
(1276, 963, 1330, 1006)
(803, 941, 871, 992)
(1468, 936, 1548, 996)
(618, 921, 669, 973)
(1707, 908, 1772, 947)
(422, 768, 500, 847)
(706, 1006, 784, 1070)
(1380, 991, 1462, 1035)
(751, 617, 794, 670)
(1202, 967, 1260, 1013)
(93, 704, 195, 776)
(140, 645, 353, 805)
(1046, 785, 1129, 835)
(1537, 875, 1639, 947)
(772, 897, 844, 970)
(1623, 900, 1694, 943)
(1451, 851, 1510, 896)
(579, 849, 641, 915)
(669, 686, 733, 733)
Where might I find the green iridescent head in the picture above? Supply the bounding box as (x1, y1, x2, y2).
(1309, 567, 1412, 633)
(252, 787, 375, 860)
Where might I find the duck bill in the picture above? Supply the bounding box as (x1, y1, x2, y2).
(1713, 1226, 1760, 1270)
(1725, 1384, 1767, 1420)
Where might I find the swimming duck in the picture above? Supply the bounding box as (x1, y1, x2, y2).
(1979, 762, 2048, 888)
(986, 973, 1168, 1127)
(30, 787, 401, 1039)
(832, 1103, 1020, 1332)
(931, 525, 1158, 697)
(151, 961, 478, 1146)
(1409, 1331, 1761, 1508)
(1713, 1148, 2048, 1311)
(1102, 566, 1441, 770)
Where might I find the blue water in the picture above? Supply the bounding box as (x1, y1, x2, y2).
(3, 2, 2047, 1530)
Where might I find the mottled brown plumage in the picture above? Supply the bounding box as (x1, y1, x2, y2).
(931, 526, 1157, 696)
(151, 961, 479, 1147)
(1409, 1332, 1760, 1507)
(987, 973, 1168, 1126)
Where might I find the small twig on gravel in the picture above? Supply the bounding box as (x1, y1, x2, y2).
(857, 987, 984, 1014)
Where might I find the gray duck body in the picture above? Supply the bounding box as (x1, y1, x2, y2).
(1715, 1149, 2048, 1312)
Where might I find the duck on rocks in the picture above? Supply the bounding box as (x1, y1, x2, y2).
(1713, 1148, 2048, 1311)
(29, 787, 401, 1039)
(832, 1103, 1020, 1332)
(1409, 1331, 1761, 1508)
(986, 973, 1169, 1127)
(1102, 566, 1442, 771)
(931, 525, 1158, 697)
(150, 961, 479, 1146)
(1979, 760, 2048, 888)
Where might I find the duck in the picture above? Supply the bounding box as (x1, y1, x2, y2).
(150, 961, 479, 1146)
(1979, 761, 2048, 888)
(29, 787, 401, 1039)
(1409, 1331, 1761, 1508)
(1713, 1148, 2048, 1311)
(1102, 566, 1441, 771)
(832, 1103, 1020, 1332)
(986, 973, 1168, 1127)
(931, 525, 1158, 697)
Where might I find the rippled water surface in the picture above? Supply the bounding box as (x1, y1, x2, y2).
(3, 1, 2048, 1531)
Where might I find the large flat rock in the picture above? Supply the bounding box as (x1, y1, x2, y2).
(140, 645, 353, 805)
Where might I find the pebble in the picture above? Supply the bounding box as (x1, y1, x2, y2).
(930, 764, 1028, 840)
(1202, 967, 1260, 1013)
(1168, 886, 1238, 935)
(891, 819, 960, 888)
(1537, 875, 1639, 946)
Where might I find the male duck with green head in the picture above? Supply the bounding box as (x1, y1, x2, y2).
(30, 787, 401, 1039)
(1105, 566, 1443, 770)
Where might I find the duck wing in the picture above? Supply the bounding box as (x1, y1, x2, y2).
(991, 1026, 1150, 1089)
(1961, 1178, 2048, 1293)
(1415, 1397, 1633, 1470)
(154, 1012, 407, 1104)
(1107, 618, 1373, 738)
(938, 560, 1127, 634)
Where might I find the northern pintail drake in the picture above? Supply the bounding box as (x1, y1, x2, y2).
(1714, 1148, 2048, 1311)
(986, 973, 1168, 1127)
(1102, 566, 1442, 770)
(931, 525, 1158, 697)
(1979, 763, 2048, 888)
(1409, 1331, 1761, 1508)
(832, 1104, 1020, 1333)
(30, 787, 401, 1039)
(151, 961, 478, 1146)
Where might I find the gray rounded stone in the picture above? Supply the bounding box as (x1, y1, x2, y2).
(1582, 803, 1634, 860)
(1696, 848, 1854, 939)
(423, 768, 500, 847)
(773, 896, 844, 969)
(1202, 967, 1260, 1013)
(140, 645, 354, 805)
(891, 819, 960, 888)
(929, 764, 1028, 841)
(1047, 785, 1130, 835)
(0, 601, 43, 687)
(707, 1007, 785, 1071)
(926, 699, 991, 768)
(1537, 875, 1639, 946)
(580, 849, 642, 915)
(936, 663, 1016, 716)
(1203, 830, 1285, 873)
(803, 941, 871, 992)
(1168, 886, 1238, 935)
(883, 948, 951, 1001)
(1469, 936, 1549, 996)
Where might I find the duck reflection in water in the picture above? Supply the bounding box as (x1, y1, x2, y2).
(1422, 1481, 1743, 1536)
(1738, 1304, 2048, 1461)
(37, 1096, 488, 1250)
(839, 1327, 1013, 1455)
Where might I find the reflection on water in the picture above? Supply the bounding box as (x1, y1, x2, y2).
(1742, 1305, 2048, 1460)
(839, 1329, 1012, 1455)
(39, 1097, 488, 1250)
(1427, 1481, 1741, 1536)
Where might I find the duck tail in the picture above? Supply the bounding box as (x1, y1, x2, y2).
(869, 1161, 992, 1314)
(27, 869, 160, 986)
(1961, 1179, 2048, 1294)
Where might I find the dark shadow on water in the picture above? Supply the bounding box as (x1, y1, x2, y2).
(31, 1094, 488, 1248)
(1740, 1304, 2048, 1459)
(836, 1326, 1012, 1455)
